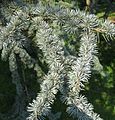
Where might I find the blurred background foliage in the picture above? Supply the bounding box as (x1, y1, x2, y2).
(0, 0, 115, 120)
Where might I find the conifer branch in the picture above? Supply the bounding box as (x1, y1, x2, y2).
(62, 32, 102, 120)
(0, 1, 114, 120)
(27, 20, 65, 120)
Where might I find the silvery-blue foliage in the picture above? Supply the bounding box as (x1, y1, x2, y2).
(0, 1, 115, 120)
